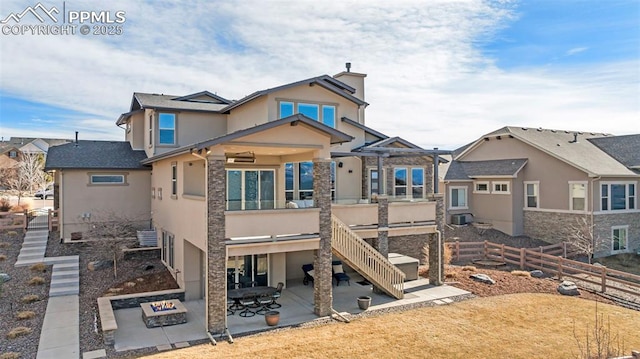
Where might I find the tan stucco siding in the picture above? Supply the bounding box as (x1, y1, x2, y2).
(463, 137, 590, 211)
(151, 154, 207, 251)
(153, 112, 227, 156)
(226, 96, 269, 133)
(59, 169, 151, 239)
(335, 156, 362, 202)
(126, 112, 145, 150)
(469, 184, 515, 235)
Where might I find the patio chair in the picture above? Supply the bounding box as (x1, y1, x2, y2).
(255, 293, 273, 315)
(227, 297, 236, 316)
(302, 264, 314, 285)
(332, 260, 350, 286)
(238, 293, 257, 317)
(268, 282, 284, 309)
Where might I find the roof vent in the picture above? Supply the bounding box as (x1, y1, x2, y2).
(345, 62, 351, 72)
(570, 132, 578, 143)
(75, 131, 79, 147)
(537, 127, 543, 132)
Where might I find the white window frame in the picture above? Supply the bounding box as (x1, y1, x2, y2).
(277, 99, 338, 127)
(171, 162, 178, 198)
(600, 181, 636, 211)
(492, 181, 510, 194)
(394, 167, 408, 198)
(611, 225, 628, 253)
(368, 168, 386, 198)
(410, 167, 425, 199)
(524, 181, 539, 209)
(449, 186, 468, 210)
(474, 181, 490, 194)
(161, 231, 175, 268)
(158, 112, 177, 146)
(148, 114, 153, 147)
(151, 187, 155, 199)
(8, 150, 17, 158)
(569, 181, 587, 212)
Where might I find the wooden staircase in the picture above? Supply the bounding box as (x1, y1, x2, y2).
(331, 215, 405, 299)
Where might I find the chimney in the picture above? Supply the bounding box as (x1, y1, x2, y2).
(333, 62, 367, 103)
(75, 131, 79, 147)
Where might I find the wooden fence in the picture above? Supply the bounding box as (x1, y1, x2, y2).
(446, 240, 640, 296)
(0, 209, 59, 231)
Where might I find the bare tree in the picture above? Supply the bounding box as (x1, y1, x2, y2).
(86, 210, 146, 279)
(7, 153, 48, 204)
(567, 216, 606, 264)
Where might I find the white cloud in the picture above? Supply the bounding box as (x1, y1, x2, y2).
(565, 47, 588, 56)
(0, 0, 638, 150)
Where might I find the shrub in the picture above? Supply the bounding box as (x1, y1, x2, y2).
(511, 270, 531, 277)
(29, 263, 47, 272)
(462, 265, 477, 272)
(0, 242, 9, 248)
(16, 311, 36, 320)
(21, 295, 39, 303)
(0, 198, 11, 212)
(0, 254, 6, 261)
(28, 276, 45, 285)
(0, 352, 21, 359)
(6, 327, 32, 339)
(10, 204, 29, 212)
(7, 231, 18, 237)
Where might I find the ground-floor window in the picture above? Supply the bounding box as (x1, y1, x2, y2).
(227, 254, 268, 288)
(161, 231, 174, 268)
(612, 226, 628, 252)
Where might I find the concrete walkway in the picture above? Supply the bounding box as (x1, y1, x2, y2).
(14, 214, 82, 359)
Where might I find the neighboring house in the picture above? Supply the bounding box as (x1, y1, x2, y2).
(46, 67, 446, 335)
(444, 126, 640, 257)
(0, 137, 72, 189)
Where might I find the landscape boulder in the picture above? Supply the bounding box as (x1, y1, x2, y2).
(0, 273, 11, 283)
(88, 260, 113, 271)
(557, 280, 579, 296)
(470, 273, 495, 285)
(530, 270, 544, 278)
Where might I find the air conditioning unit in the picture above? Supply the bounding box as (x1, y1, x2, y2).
(451, 214, 466, 225)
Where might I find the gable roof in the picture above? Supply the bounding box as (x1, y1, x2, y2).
(457, 126, 635, 177)
(142, 113, 354, 164)
(221, 75, 367, 113)
(340, 116, 389, 141)
(445, 159, 528, 181)
(589, 134, 640, 172)
(45, 141, 149, 170)
(172, 91, 231, 104)
(7, 137, 71, 147)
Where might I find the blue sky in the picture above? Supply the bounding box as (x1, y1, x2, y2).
(0, 0, 638, 149)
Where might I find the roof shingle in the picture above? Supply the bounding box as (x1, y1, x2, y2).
(45, 141, 148, 170)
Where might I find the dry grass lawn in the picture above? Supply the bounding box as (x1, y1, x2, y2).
(141, 293, 639, 359)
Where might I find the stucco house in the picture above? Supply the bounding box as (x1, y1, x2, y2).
(45, 66, 446, 335)
(444, 127, 640, 257)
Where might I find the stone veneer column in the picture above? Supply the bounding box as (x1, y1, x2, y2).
(313, 159, 332, 316)
(207, 156, 227, 334)
(374, 196, 389, 257)
(428, 194, 444, 286)
(372, 196, 389, 294)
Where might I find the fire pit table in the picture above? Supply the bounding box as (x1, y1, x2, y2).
(140, 299, 188, 328)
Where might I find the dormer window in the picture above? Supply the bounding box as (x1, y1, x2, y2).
(158, 113, 176, 145)
(278, 101, 336, 128)
(8, 150, 17, 158)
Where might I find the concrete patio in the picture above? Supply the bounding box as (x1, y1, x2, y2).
(112, 275, 470, 352)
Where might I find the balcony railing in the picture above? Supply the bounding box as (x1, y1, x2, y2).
(225, 207, 320, 239)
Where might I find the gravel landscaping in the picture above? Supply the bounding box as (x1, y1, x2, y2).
(0, 229, 50, 359)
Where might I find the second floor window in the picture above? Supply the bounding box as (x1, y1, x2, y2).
(411, 168, 424, 199)
(394, 168, 407, 197)
(171, 163, 177, 197)
(569, 182, 586, 211)
(601, 182, 635, 211)
(279, 101, 336, 128)
(159, 113, 176, 145)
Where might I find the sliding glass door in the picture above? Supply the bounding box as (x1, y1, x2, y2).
(226, 169, 275, 210)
